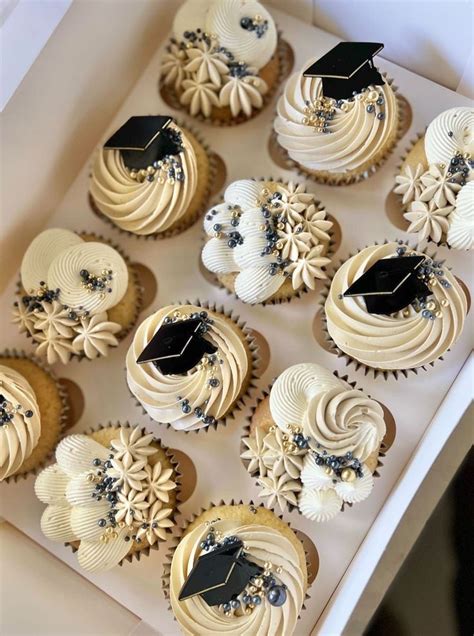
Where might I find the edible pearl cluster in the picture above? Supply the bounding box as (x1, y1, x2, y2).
(240, 14, 269, 39)
(0, 390, 34, 428)
(79, 268, 113, 299)
(312, 449, 363, 483)
(129, 155, 185, 185)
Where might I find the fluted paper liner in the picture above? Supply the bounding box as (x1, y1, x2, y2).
(199, 177, 342, 306)
(90, 122, 225, 240)
(240, 374, 396, 515)
(159, 34, 294, 127)
(317, 240, 470, 379)
(129, 299, 260, 433)
(162, 499, 315, 621)
(64, 421, 183, 567)
(0, 349, 71, 483)
(270, 76, 411, 186)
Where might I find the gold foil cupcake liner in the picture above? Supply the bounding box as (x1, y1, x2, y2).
(199, 177, 341, 306)
(13, 231, 143, 363)
(129, 299, 260, 434)
(162, 499, 314, 617)
(159, 34, 294, 127)
(0, 349, 71, 483)
(241, 375, 396, 515)
(89, 122, 223, 240)
(65, 421, 182, 567)
(270, 75, 411, 186)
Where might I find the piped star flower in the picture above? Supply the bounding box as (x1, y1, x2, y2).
(136, 503, 174, 545)
(404, 200, 453, 243)
(274, 182, 314, 226)
(110, 427, 157, 464)
(34, 330, 73, 365)
(287, 244, 331, 289)
(180, 79, 220, 117)
(184, 40, 229, 87)
(72, 313, 121, 359)
(12, 301, 36, 336)
(241, 427, 270, 477)
(394, 163, 426, 205)
(301, 205, 333, 244)
(419, 163, 462, 207)
(108, 456, 148, 494)
(257, 472, 301, 511)
(142, 462, 176, 504)
(33, 300, 78, 338)
(114, 489, 149, 527)
(263, 428, 305, 479)
(278, 223, 311, 261)
(161, 41, 188, 92)
(219, 74, 267, 117)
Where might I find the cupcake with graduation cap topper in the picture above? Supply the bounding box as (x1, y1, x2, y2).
(393, 106, 474, 250)
(201, 178, 335, 304)
(126, 302, 257, 432)
(163, 503, 309, 635)
(0, 351, 69, 482)
(34, 424, 180, 572)
(159, 0, 285, 125)
(324, 241, 468, 375)
(241, 363, 390, 522)
(12, 228, 141, 364)
(274, 42, 402, 184)
(89, 115, 214, 237)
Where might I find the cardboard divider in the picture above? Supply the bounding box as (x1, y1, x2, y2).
(59, 378, 85, 431)
(312, 308, 337, 354)
(167, 448, 197, 503)
(132, 262, 158, 311)
(294, 529, 320, 586)
(247, 328, 271, 377)
(385, 189, 408, 231)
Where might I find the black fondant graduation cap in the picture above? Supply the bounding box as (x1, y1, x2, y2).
(179, 539, 262, 606)
(303, 42, 385, 100)
(136, 317, 217, 375)
(104, 116, 180, 170)
(343, 255, 430, 315)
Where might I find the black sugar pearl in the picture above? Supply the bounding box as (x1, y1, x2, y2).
(92, 458, 102, 466)
(98, 519, 106, 527)
(25, 410, 33, 418)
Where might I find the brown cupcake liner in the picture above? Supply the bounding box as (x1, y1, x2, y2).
(159, 34, 294, 127)
(317, 239, 463, 380)
(89, 121, 222, 240)
(270, 75, 411, 186)
(199, 177, 341, 306)
(129, 299, 260, 433)
(13, 231, 143, 364)
(0, 348, 70, 483)
(64, 421, 183, 567)
(241, 373, 396, 516)
(162, 499, 314, 617)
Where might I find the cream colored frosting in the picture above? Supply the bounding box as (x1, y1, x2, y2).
(126, 305, 249, 431)
(325, 242, 468, 370)
(0, 364, 41, 480)
(173, 0, 277, 69)
(424, 107, 474, 165)
(169, 518, 306, 636)
(269, 363, 385, 462)
(35, 427, 177, 572)
(274, 64, 398, 173)
(202, 180, 332, 304)
(89, 124, 198, 235)
(447, 181, 474, 250)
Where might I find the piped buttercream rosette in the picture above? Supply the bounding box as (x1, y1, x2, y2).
(241, 362, 387, 522)
(13, 229, 133, 364)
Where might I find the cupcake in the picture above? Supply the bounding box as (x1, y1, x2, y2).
(0, 352, 68, 481)
(89, 116, 212, 237)
(241, 363, 388, 522)
(274, 42, 401, 184)
(393, 106, 474, 249)
(324, 241, 468, 373)
(160, 0, 280, 124)
(201, 179, 333, 304)
(165, 503, 308, 635)
(127, 303, 256, 431)
(12, 228, 141, 364)
(34, 424, 179, 572)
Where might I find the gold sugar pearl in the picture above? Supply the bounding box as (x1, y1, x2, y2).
(441, 299, 449, 307)
(402, 309, 410, 318)
(324, 466, 334, 476)
(341, 468, 356, 482)
(173, 310, 181, 318)
(110, 531, 118, 540)
(426, 301, 436, 311)
(264, 561, 272, 570)
(435, 311, 442, 318)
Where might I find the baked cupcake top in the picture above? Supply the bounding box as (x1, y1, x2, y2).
(90, 120, 199, 235)
(169, 507, 307, 635)
(242, 363, 386, 522)
(35, 425, 178, 572)
(0, 364, 41, 481)
(127, 304, 251, 431)
(161, 0, 277, 118)
(394, 106, 474, 249)
(202, 179, 332, 304)
(274, 56, 398, 174)
(13, 229, 129, 364)
(325, 242, 468, 371)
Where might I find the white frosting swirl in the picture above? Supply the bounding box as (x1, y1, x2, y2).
(425, 107, 474, 166)
(47, 241, 128, 314)
(325, 243, 468, 370)
(0, 364, 41, 480)
(274, 64, 398, 173)
(126, 305, 250, 431)
(173, 0, 277, 69)
(170, 519, 306, 636)
(269, 363, 385, 462)
(447, 181, 474, 250)
(89, 124, 198, 235)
